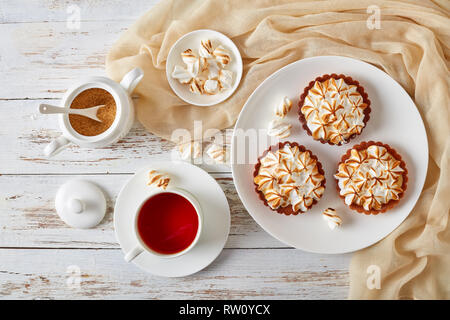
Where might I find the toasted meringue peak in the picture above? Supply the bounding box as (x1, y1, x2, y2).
(268, 118, 292, 139)
(147, 170, 170, 190)
(322, 208, 342, 230)
(213, 45, 231, 67)
(178, 141, 202, 161)
(203, 79, 219, 95)
(219, 69, 233, 90)
(255, 143, 325, 212)
(335, 145, 405, 211)
(199, 39, 214, 58)
(171, 65, 192, 84)
(206, 143, 229, 164)
(260, 151, 280, 168)
(254, 169, 276, 191)
(265, 189, 284, 209)
(275, 96, 293, 118)
(301, 77, 367, 144)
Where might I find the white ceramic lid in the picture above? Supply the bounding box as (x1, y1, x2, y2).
(55, 179, 106, 229)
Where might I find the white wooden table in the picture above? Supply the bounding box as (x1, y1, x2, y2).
(0, 0, 350, 299)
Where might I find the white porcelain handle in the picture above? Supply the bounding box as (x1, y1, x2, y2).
(44, 136, 71, 157)
(124, 245, 144, 262)
(39, 104, 69, 115)
(120, 67, 144, 94)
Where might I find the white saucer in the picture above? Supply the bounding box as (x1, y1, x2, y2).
(166, 29, 243, 106)
(114, 161, 230, 277)
(231, 56, 428, 254)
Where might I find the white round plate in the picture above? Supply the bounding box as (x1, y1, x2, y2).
(114, 161, 230, 277)
(231, 56, 428, 254)
(166, 29, 243, 106)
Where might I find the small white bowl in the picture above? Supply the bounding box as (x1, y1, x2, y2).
(166, 29, 243, 107)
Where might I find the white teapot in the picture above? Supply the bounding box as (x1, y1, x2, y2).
(42, 67, 143, 157)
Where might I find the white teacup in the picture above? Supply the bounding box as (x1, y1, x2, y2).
(124, 188, 203, 262)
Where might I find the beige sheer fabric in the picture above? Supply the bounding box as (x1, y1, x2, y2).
(106, 0, 450, 299)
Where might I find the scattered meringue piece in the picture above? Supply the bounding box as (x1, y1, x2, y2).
(275, 96, 293, 118)
(207, 60, 221, 80)
(199, 57, 209, 73)
(171, 65, 192, 84)
(188, 59, 200, 77)
(213, 45, 231, 67)
(181, 49, 199, 76)
(206, 143, 229, 164)
(178, 141, 202, 161)
(199, 39, 214, 58)
(147, 170, 170, 190)
(189, 78, 204, 94)
(218, 69, 233, 90)
(268, 118, 292, 139)
(203, 79, 219, 95)
(322, 208, 342, 230)
(181, 49, 197, 65)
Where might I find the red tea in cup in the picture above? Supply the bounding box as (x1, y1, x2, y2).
(136, 192, 199, 255)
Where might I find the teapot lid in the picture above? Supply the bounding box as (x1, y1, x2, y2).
(55, 179, 106, 229)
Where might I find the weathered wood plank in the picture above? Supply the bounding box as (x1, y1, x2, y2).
(0, 0, 158, 23)
(0, 174, 285, 249)
(1, 20, 137, 99)
(0, 99, 230, 174)
(0, 248, 349, 299)
(1, 21, 131, 99)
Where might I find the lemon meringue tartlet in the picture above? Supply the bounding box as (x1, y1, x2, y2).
(253, 142, 326, 215)
(298, 74, 371, 146)
(334, 141, 408, 215)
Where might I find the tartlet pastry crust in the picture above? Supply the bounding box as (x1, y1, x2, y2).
(253, 141, 326, 215)
(334, 141, 408, 215)
(298, 74, 371, 146)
